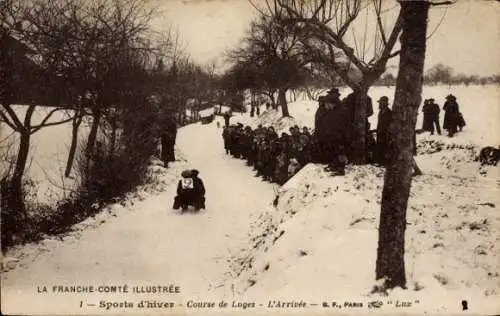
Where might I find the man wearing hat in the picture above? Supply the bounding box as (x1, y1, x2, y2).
(375, 96, 392, 165)
(223, 109, 232, 127)
(314, 88, 349, 174)
(422, 98, 441, 135)
(443, 94, 460, 137)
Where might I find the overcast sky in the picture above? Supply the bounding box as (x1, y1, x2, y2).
(150, 0, 500, 77)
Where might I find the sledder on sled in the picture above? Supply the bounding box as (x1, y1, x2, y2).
(173, 169, 206, 212)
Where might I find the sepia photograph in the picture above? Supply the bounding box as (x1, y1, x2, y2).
(1, 0, 499, 315)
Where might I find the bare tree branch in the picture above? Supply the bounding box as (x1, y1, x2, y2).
(0, 109, 20, 131)
(428, 0, 456, 6)
(24, 104, 36, 130)
(374, 0, 388, 45)
(28, 107, 72, 133)
(1, 104, 25, 130)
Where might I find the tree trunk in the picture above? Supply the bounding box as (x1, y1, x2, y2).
(265, 89, 277, 109)
(109, 115, 117, 157)
(11, 104, 35, 192)
(351, 88, 369, 164)
(375, 1, 429, 290)
(10, 130, 30, 217)
(86, 110, 101, 158)
(65, 114, 83, 178)
(278, 88, 289, 117)
(12, 130, 30, 191)
(84, 109, 101, 178)
(250, 90, 256, 117)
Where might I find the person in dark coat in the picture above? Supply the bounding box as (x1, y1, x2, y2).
(173, 170, 194, 211)
(223, 110, 232, 127)
(343, 91, 373, 159)
(173, 169, 206, 211)
(301, 126, 311, 137)
(266, 126, 278, 141)
(422, 98, 441, 135)
(318, 88, 349, 174)
(190, 169, 205, 210)
(443, 94, 460, 137)
(161, 112, 178, 167)
(296, 134, 311, 167)
(222, 126, 231, 154)
(375, 96, 392, 165)
(314, 96, 329, 163)
(457, 111, 466, 132)
(230, 124, 244, 158)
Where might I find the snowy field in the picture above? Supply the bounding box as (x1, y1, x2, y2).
(1, 84, 499, 315)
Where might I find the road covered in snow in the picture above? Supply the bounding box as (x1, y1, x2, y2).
(1, 120, 278, 315)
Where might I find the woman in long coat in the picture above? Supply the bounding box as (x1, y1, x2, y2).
(443, 94, 460, 137)
(375, 96, 392, 165)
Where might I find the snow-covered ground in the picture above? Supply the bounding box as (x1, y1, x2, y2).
(222, 161, 498, 314)
(1, 84, 499, 315)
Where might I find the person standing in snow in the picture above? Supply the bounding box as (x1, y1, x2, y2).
(443, 94, 460, 137)
(222, 126, 231, 154)
(317, 88, 349, 174)
(161, 111, 177, 167)
(375, 96, 392, 165)
(422, 98, 441, 135)
(313, 95, 328, 163)
(242, 126, 254, 163)
(343, 91, 374, 159)
(223, 110, 232, 127)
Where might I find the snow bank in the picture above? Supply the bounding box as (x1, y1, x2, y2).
(225, 156, 499, 313)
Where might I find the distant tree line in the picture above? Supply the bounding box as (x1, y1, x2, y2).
(374, 63, 500, 86)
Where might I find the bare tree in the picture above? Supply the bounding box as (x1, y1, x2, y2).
(230, 12, 312, 117)
(424, 63, 454, 85)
